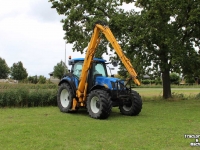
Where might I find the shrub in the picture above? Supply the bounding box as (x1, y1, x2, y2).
(170, 73, 180, 84)
(142, 80, 150, 85)
(0, 84, 57, 107)
(185, 76, 195, 84)
(171, 92, 188, 100)
(155, 78, 162, 85)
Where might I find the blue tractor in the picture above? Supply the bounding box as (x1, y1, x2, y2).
(57, 22, 142, 119)
(57, 57, 142, 119)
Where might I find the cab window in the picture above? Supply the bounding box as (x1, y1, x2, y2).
(94, 63, 107, 77)
(73, 62, 83, 78)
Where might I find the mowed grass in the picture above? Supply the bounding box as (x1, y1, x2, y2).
(0, 97, 200, 150)
(135, 88, 200, 99)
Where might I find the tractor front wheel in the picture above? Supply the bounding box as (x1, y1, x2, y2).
(119, 90, 142, 116)
(57, 83, 73, 113)
(87, 89, 112, 119)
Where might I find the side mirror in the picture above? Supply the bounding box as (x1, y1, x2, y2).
(68, 60, 74, 65)
(111, 60, 118, 67)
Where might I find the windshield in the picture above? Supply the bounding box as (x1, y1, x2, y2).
(72, 61, 107, 78)
(73, 61, 83, 78)
(94, 63, 107, 77)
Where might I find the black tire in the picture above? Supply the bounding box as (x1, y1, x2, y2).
(57, 83, 73, 113)
(86, 89, 112, 119)
(119, 90, 142, 116)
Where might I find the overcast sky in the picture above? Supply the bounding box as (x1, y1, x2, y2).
(0, 1, 137, 78)
(0, 0, 83, 78)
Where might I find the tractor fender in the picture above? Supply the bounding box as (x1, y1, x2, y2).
(89, 85, 109, 93)
(58, 75, 77, 98)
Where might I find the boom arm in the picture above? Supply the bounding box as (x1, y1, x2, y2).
(76, 23, 140, 104)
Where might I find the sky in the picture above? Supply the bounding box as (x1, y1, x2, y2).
(0, 0, 137, 78)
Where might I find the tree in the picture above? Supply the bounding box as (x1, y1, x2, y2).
(10, 61, 28, 80)
(28, 75, 38, 84)
(38, 75, 46, 84)
(49, 0, 200, 98)
(118, 0, 200, 98)
(0, 57, 10, 79)
(53, 61, 68, 79)
(127, 0, 200, 98)
(49, 0, 123, 56)
(185, 75, 195, 84)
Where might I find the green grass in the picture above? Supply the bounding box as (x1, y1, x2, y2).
(1, 99, 200, 150)
(135, 88, 200, 100)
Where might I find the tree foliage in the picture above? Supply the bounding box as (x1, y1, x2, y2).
(28, 76, 38, 84)
(38, 76, 46, 84)
(49, 0, 200, 98)
(53, 61, 68, 79)
(170, 73, 180, 85)
(0, 57, 10, 79)
(127, 0, 200, 98)
(49, 0, 125, 56)
(10, 61, 28, 80)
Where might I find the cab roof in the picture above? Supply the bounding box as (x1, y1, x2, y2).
(71, 58, 106, 62)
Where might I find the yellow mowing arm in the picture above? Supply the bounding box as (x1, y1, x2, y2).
(76, 26, 101, 103)
(96, 24, 140, 86)
(76, 23, 140, 106)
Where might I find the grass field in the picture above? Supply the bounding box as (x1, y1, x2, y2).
(0, 97, 200, 149)
(135, 88, 200, 100)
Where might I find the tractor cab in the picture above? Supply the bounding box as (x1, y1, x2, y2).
(68, 58, 112, 91)
(69, 58, 108, 79)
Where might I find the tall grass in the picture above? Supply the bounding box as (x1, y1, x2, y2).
(0, 84, 57, 107)
(0, 83, 57, 90)
(1, 83, 200, 107)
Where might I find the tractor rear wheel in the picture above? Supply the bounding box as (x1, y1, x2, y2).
(57, 83, 73, 113)
(87, 89, 112, 119)
(119, 90, 142, 116)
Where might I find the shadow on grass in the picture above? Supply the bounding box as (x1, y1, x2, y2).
(63, 107, 143, 120)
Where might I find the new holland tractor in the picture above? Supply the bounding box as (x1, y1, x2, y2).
(57, 22, 142, 119)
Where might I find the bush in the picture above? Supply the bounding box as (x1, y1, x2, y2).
(155, 79, 162, 85)
(0, 85, 57, 107)
(170, 73, 180, 84)
(151, 80, 155, 84)
(185, 76, 195, 84)
(171, 92, 188, 100)
(141, 79, 157, 85)
(0, 83, 57, 90)
(142, 80, 150, 85)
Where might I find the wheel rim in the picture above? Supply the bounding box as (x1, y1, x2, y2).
(123, 105, 131, 111)
(90, 96, 100, 113)
(123, 100, 132, 111)
(60, 89, 70, 108)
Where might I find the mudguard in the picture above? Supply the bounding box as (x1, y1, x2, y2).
(58, 73, 79, 97)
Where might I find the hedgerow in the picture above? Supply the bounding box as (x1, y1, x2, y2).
(0, 84, 57, 107)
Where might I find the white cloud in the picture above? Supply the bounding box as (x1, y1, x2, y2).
(0, 0, 29, 20)
(28, 0, 63, 22)
(0, 0, 83, 78)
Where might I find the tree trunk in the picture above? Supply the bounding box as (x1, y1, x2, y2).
(162, 69, 172, 99)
